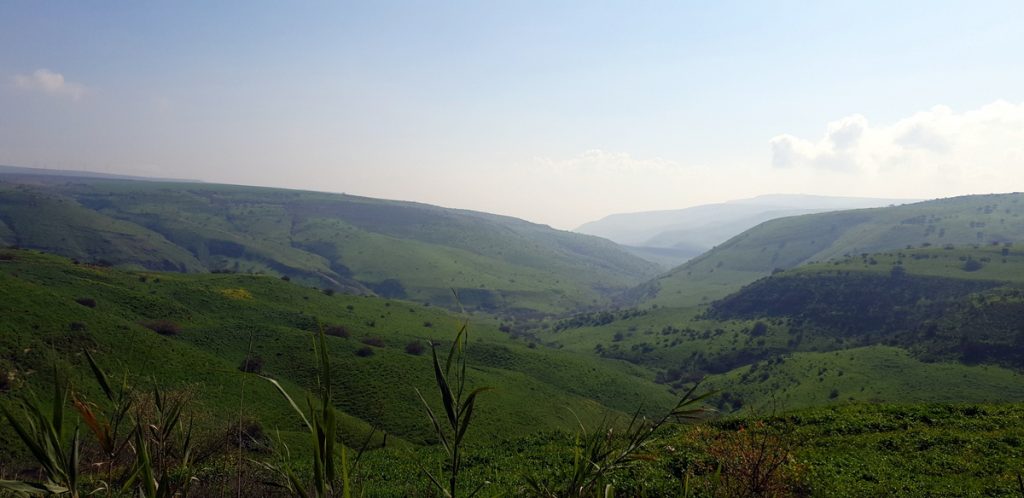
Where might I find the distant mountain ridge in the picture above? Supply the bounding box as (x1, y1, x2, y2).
(576, 194, 917, 267)
(0, 164, 202, 183)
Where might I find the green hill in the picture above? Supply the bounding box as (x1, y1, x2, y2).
(637, 192, 1024, 308)
(0, 174, 660, 315)
(0, 249, 675, 466)
(537, 244, 1024, 413)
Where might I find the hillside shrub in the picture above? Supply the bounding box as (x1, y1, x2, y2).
(361, 337, 385, 348)
(703, 421, 806, 497)
(239, 355, 264, 374)
(69, 321, 87, 332)
(74, 297, 97, 308)
(962, 259, 984, 272)
(404, 340, 425, 355)
(324, 324, 350, 338)
(355, 347, 374, 357)
(0, 252, 14, 261)
(142, 319, 181, 336)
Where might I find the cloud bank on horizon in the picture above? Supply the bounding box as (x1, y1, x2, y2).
(763, 101, 1024, 204)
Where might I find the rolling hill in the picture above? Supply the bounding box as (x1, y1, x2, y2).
(538, 243, 1024, 414)
(636, 192, 1024, 308)
(0, 248, 675, 464)
(0, 170, 660, 315)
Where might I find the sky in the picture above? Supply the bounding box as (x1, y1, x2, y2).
(2, 1, 1024, 229)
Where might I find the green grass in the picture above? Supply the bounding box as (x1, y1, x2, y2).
(328, 402, 1024, 496)
(0, 249, 675, 469)
(703, 346, 1024, 413)
(534, 244, 1024, 420)
(0, 177, 661, 315)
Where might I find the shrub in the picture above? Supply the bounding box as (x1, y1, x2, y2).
(703, 421, 806, 497)
(69, 322, 87, 332)
(355, 347, 374, 357)
(322, 288, 335, 296)
(404, 341, 425, 355)
(239, 355, 264, 374)
(75, 297, 97, 308)
(280, 275, 291, 282)
(0, 252, 14, 261)
(142, 319, 181, 336)
(962, 259, 984, 272)
(324, 325, 350, 338)
(361, 337, 385, 348)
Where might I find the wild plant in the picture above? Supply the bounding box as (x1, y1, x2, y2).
(0, 368, 80, 497)
(524, 382, 714, 497)
(703, 420, 805, 498)
(260, 326, 356, 498)
(71, 351, 136, 486)
(415, 318, 491, 498)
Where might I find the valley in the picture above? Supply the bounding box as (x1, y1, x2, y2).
(2, 171, 1024, 496)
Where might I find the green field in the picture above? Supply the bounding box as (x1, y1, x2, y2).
(0, 249, 675, 460)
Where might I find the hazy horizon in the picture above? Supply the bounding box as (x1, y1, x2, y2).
(3, 2, 1024, 229)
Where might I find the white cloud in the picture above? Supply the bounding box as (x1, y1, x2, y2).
(769, 101, 1024, 184)
(12, 69, 88, 100)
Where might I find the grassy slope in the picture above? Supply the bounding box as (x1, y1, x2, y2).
(640, 192, 1024, 308)
(539, 245, 1024, 414)
(0, 177, 660, 314)
(351, 402, 1024, 496)
(0, 249, 675, 465)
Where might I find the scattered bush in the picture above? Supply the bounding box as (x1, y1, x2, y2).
(361, 337, 386, 348)
(962, 259, 984, 272)
(74, 297, 97, 308)
(239, 355, 264, 374)
(355, 347, 375, 357)
(404, 341, 425, 355)
(280, 275, 290, 281)
(69, 322, 87, 332)
(0, 252, 14, 261)
(423, 321, 433, 328)
(142, 319, 181, 336)
(324, 324, 350, 338)
(231, 419, 270, 453)
(322, 288, 335, 296)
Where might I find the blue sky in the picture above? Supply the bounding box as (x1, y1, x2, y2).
(3, 1, 1024, 228)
